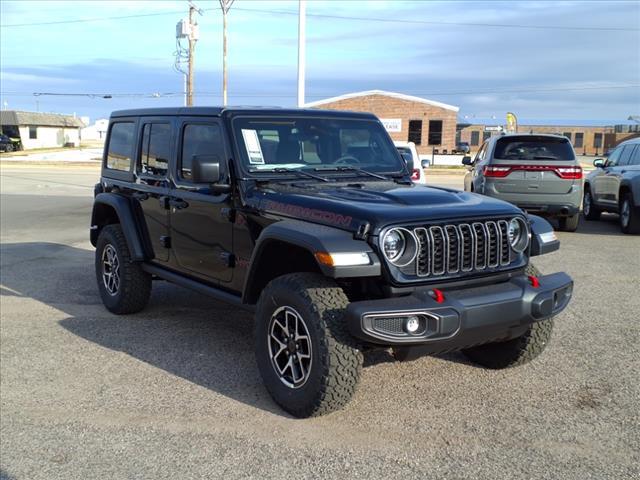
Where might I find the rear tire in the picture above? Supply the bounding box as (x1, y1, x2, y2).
(558, 213, 579, 232)
(95, 224, 151, 314)
(620, 191, 640, 234)
(461, 264, 554, 369)
(255, 273, 363, 417)
(582, 188, 601, 221)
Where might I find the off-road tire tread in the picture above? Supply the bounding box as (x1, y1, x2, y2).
(96, 224, 151, 314)
(462, 264, 554, 369)
(256, 273, 362, 417)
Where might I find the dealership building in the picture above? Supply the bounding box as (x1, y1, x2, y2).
(305, 90, 460, 155)
(457, 123, 639, 156)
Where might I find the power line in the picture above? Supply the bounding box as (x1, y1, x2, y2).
(2, 84, 638, 99)
(1, 6, 638, 32)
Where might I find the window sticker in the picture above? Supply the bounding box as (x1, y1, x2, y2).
(241, 129, 265, 164)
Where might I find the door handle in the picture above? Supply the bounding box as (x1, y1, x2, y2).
(132, 192, 149, 201)
(169, 198, 189, 210)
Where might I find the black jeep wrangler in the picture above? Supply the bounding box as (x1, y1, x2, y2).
(91, 107, 573, 417)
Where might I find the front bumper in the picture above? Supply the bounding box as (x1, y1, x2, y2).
(346, 272, 573, 351)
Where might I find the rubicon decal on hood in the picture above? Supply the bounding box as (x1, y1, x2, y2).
(263, 200, 353, 228)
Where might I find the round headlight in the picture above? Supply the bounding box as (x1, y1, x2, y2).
(381, 228, 418, 266)
(382, 229, 405, 262)
(508, 217, 529, 252)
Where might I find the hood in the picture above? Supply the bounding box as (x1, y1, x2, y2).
(244, 180, 522, 234)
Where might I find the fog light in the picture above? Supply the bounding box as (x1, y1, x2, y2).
(404, 316, 421, 334)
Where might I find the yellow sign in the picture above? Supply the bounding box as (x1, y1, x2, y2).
(506, 112, 518, 133)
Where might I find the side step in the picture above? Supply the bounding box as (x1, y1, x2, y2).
(142, 264, 255, 312)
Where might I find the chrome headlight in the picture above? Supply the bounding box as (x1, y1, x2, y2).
(508, 217, 529, 253)
(381, 228, 418, 266)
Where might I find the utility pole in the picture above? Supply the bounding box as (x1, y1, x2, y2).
(219, 0, 234, 106)
(175, 2, 202, 107)
(297, 0, 306, 108)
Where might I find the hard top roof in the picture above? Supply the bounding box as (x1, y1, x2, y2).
(110, 106, 378, 120)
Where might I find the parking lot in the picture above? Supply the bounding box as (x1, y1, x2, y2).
(1, 164, 638, 479)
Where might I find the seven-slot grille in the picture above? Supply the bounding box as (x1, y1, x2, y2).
(413, 220, 511, 277)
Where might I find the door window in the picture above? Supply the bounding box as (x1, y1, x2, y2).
(606, 147, 622, 166)
(617, 145, 634, 166)
(140, 123, 171, 176)
(180, 123, 225, 181)
(629, 145, 640, 165)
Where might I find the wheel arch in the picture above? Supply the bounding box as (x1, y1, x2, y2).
(90, 193, 147, 261)
(241, 220, 381, 304)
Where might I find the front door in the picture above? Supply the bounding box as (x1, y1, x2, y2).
(134, 119, 173, 262)
(169, 118, 234, 283)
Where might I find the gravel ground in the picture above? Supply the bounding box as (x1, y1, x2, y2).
(1, 166, 639, 480)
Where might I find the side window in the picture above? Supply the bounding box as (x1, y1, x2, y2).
(106, 122, 135, 171)
(605, 146, 622, 166)
(139, 123, 171, 176)
(181, 123, 224, 181)
(474, 142, 487, 163)
(617, 145, 634, 166)
(629, 145, 640, 165)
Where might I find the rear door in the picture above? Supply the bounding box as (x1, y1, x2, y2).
(168, 118, 234, 283)
(487, 135, 580, 196)
(134, 118, 173, 262)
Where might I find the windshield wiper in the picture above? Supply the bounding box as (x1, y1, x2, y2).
(249, 167, 331, 182)
(315, 166, 389, 180)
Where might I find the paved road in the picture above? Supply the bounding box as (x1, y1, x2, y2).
(1, 166, 639, 479)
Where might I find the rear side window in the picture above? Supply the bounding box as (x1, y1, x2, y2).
(493, 136, 575, 161)
(181, 123, 224, 180)
(106, 122, 135, 171)
(140, 123, 171, 176)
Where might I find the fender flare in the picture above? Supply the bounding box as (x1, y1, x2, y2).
(242, 220, 381, 302)
(90, 193, 147, 262)
(527, 214, 560, 257)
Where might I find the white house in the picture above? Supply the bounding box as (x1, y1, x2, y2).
(81, 118, 109, 141)
(0, 110, 85, 150)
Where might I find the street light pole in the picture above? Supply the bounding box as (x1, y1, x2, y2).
(219, 0, 234, 106)
(297, 0, 306, 108)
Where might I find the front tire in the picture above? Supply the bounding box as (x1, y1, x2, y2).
(620, 192, 640, 234)
(461, 264, 554, 369)
(95, 224, 151, 314)
(255, 273, 363, 417)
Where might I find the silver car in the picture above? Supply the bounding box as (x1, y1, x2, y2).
(463, 134, 582, 231)
(583, 136, 640, 234)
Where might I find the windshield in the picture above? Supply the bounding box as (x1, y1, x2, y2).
(494, 135, 575, 161)
(233, 116, 405, 175)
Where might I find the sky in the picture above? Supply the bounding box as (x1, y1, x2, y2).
(1, 0, 639, 126)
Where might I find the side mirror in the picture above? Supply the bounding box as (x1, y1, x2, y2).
(462, 156, 473, 166)
(593, 158, 605, 168)
(191, 154, 222, 183)
(421, 159, 430, 168)
(400, 152, 414, 174)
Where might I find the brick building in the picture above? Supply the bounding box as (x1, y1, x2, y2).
(457, 123, 638, 156)
(305, 90, 459, 155)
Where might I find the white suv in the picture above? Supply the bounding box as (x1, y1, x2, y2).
(394, 141, 426, 184)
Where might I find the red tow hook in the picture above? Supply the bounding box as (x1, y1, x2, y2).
(528, 276, 540, 288)
(430, 288, 445, 303)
